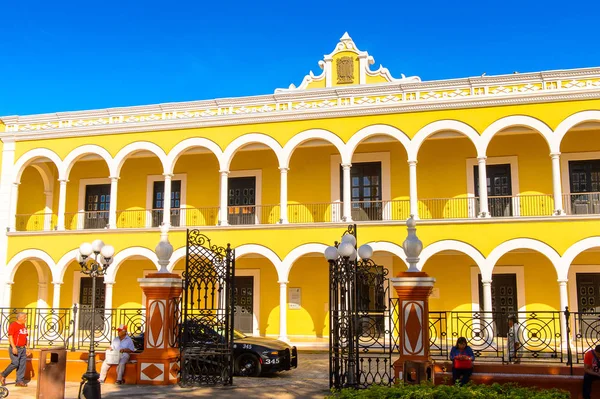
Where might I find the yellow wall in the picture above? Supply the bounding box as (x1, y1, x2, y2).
(112, 259, 156, 309)
(12, 261, 54, 309)
(287, 256, 329, 337)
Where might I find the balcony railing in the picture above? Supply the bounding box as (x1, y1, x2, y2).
(14, 193, 600, 232)
(227, 204, 280, 225)
(0, 306, 144, 351)
(419, 197, 477, 219)
(15, 213, 56, 232)
(563, 192, 600, 215)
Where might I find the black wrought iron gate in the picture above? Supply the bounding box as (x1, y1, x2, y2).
(180, 229, 236, 386)
(328, 225, 398, 389)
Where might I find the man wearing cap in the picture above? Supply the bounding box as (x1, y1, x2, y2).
(99, 324, 136, 384)
(583, 345, 600, 399)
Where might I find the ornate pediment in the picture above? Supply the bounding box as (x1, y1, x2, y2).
(275, 32, 420, 93)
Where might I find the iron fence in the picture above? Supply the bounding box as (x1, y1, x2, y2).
(572, 311, 600, 363)
(0, 307, 145, 351)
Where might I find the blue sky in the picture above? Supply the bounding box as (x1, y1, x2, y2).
(1, 0, 599, 116)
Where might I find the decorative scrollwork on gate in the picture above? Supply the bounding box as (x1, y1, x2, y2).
(180, 229, 235, 386)
(328, 224, 395, 390)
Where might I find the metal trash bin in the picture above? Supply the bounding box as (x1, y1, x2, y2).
(36, 347, 67, 399)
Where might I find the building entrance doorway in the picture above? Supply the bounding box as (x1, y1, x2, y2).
(78, 277, 105, 330)
(576, 273, 600, 313)
(479, 273, 517, 337)
(234, 276, 254, 334)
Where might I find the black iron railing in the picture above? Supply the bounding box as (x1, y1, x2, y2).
(0, 307, 145, 351)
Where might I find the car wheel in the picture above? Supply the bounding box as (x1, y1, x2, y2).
(236, 353, 261, 377)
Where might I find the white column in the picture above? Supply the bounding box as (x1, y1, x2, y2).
(219, 170, 230, 226)
(37, 282, 49, 308)
(3, 282, 12, 308)
(0, 142, 16, 306)
(104, 281, 114, 310)
(162, 174, 173, 227)
(341, 163, 353, 222)
(43, 190, 53, 230)
(278, 281, 288, 342)
(477, 157, 490, 218)
(56, 179, 68, 230)
(551, 153, 564, 215)
(408, 160, 419, 219)
(108, 176, 119, 229)
(8, 182, 19, 231)
(558, 279, 569, 345)
(481, 280, 493, 312)
(52, 282, 62, 308)
(279, 167, 289, 224)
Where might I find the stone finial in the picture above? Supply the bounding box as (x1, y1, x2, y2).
(155, 224, 173, 274)
(402, 215, 423, 272)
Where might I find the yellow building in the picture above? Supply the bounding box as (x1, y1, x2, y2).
(2, 32, 600, 345)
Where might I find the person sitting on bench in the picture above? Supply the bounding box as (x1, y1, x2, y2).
(99, 324, 136, 384)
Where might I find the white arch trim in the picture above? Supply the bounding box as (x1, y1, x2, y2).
(222, 133, 284, 171)
(479, 115, 554, 156)
(235, 244, 282, 270)
(418, 240, 486, 272)
(13, 148, 62, 184)
(485, 238, 561, 280)
(410, 120, 481, 160)
(6, 249, 56, 283)
(105, 247, 159, 283)
(280, 243, 329, 282)
(281, 129, 347, 168)
(346, 125, 411, 163)
(168, 247, 186, 272)
(60, 145, 113, 180)
(560, 237, 600, 281)
(165, 137, 224, 175)
(364, 241, 408, 268)
(112, 142, 169, 177)
(554, 110, 600, 153)
(56, 249, 80, 283)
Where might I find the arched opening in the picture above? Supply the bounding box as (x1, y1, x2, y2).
(417, 131, 477, 219)
(117, 149, 165, 228)
(64, 156, 110, 230)
(226, 138, 281, 225)
(15, 161, 59, 232)
(559, 118, 600, 216)
(565, 246, 600, 313)
(287, 136, 344, 223)
(171, 145, 220, 227)
(347, 130, 410, 222)
(486, 126, 553, 217)
(11, 260, 53, 309)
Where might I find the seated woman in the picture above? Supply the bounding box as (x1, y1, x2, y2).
(450, 337, 475, 386)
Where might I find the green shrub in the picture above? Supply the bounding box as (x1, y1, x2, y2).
(327, 382, 570, 399)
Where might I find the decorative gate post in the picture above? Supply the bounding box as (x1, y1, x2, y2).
(391, 216, 436, 383)
(136, 226, 182, 385)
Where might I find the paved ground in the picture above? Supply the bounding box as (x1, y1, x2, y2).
(5, 353, 330, 399)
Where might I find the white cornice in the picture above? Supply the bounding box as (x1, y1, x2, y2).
(2, 67, 600, 142)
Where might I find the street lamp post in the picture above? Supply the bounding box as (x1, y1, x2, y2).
(324, 227, 373, 389)
(76, 239, 115, 399)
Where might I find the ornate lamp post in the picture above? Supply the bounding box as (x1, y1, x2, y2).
(324, 226, 374, 389)
(76, 239, 114, 399)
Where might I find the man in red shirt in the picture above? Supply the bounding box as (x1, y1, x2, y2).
(0, 312, 29, 387)
(583, 345, 600, 399)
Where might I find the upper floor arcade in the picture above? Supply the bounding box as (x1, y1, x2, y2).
(7, 105, 600, 234)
